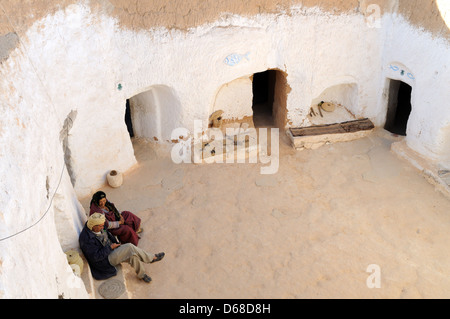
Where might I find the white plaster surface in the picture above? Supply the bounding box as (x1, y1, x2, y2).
(0, 2, 449, 298)
(212, 76, 253, 121)
(311, 82, 359, 116)
(378, 14, 450, 166)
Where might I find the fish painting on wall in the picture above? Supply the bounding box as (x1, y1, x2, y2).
(224, 52, 250, 66)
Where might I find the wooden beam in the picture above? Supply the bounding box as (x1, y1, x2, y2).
(290, 119, 375, 137)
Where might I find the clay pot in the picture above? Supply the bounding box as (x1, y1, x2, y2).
(107, 170, 123, 188)
(65, 250, 84, 274)
(321, 102, 336, 112)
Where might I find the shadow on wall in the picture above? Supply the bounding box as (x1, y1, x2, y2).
(0, 32, 19, 62)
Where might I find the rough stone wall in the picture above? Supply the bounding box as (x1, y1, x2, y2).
(2, 0, 448, 39)
(398, 0, 449, 41)
(0, 0, 386, 34)
(1, 0, 448, 38)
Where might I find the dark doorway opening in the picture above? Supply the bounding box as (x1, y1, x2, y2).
(125, 99, 134, 138)
(252, 70, 276, 128)
(384, 80, 412, 136)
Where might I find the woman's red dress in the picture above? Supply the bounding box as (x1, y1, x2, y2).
(89, 203, 141, 246)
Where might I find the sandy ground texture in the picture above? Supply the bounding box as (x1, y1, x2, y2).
(80, 129, 450, 299)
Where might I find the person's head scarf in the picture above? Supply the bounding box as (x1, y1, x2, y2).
(87, 213, 106, 230)
(90, 190, 120, 218)
(90, 191, 106, 207)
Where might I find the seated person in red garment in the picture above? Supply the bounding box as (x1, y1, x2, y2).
(89, 191, 142, 246)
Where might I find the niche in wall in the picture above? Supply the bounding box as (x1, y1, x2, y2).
(384, 80, 412, 136)
(311, 83, 359, 115)
(212, 76, 254, 125)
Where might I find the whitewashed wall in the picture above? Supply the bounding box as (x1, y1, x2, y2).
(378, 13, 450, 168)
(0, 2, 449, 298)
(212, 77, 254, 121)
(0, 30, 88, 297)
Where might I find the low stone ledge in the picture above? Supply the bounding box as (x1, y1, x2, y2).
(287, 118, 375, 151)
(391, 140, 450, 200)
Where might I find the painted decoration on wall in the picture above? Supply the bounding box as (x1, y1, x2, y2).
(224, 52, 250, 66)
(389, 65, 415, 80)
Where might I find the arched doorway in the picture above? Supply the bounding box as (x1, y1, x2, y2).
(252, 70, 275, 127)
(384, 80, 412, 136)
(252, 69, 288, 129)
(126, 85, 182, 142)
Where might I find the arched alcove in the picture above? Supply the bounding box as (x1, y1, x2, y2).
(212, 76, 254, 123)
(127, 85, 182, 142)
(311, 82, 359, 115)
(211, 69, 289, 129)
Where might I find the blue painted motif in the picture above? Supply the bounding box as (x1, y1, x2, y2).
(224, 52, 250, 66)
(389, 65, 415, 80)
(389, 65, 399, 71)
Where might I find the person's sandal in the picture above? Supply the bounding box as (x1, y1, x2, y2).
(151, 252, 165, 263)
(142, 274, 152, 283)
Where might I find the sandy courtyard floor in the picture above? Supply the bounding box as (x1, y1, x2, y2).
(80, 129, 450, 299)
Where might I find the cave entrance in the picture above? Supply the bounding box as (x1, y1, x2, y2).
(252, 70, 275, 127)
(384, 80, 412, 136)
(252, 70, 288, 129)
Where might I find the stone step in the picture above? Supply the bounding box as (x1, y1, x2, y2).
(391, 140, 450, 200)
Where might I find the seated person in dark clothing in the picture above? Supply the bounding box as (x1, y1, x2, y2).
(79, 213, 165, 283)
